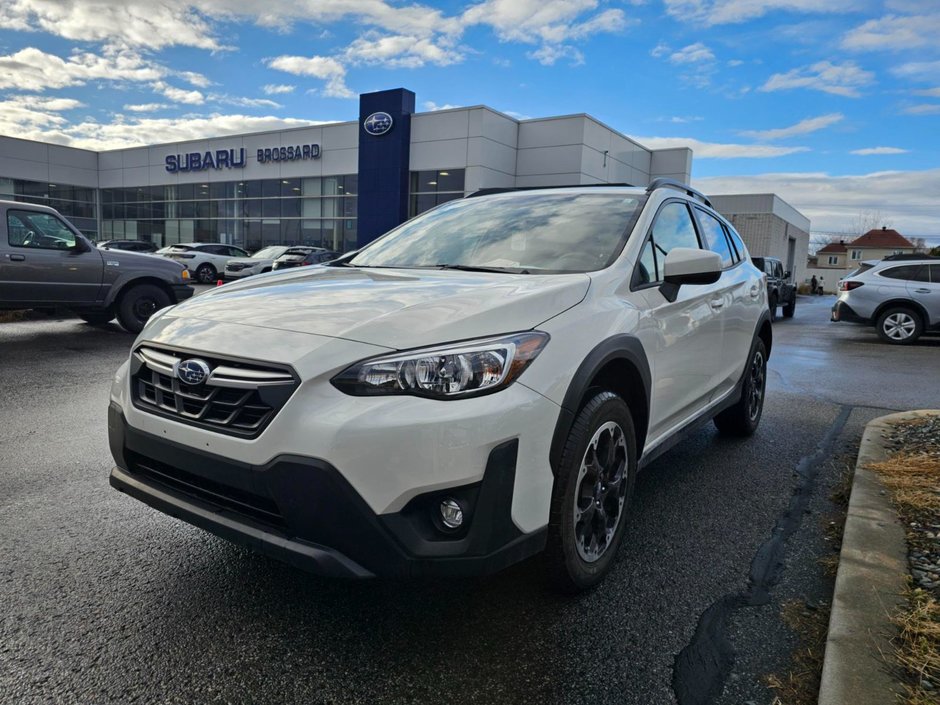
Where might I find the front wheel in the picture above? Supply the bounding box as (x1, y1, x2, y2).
(876, 307, 922, 345)
(116, 284, 171, 334)
(544, 391, 637, 592)
(714, 338, 767, 437)
(195, 263, 217, 284)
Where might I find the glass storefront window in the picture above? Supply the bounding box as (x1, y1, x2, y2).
(409, 169, 465, 217)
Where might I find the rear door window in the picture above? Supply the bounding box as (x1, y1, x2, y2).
(879, 265, 926, 281)
(694, 208, 735, 268)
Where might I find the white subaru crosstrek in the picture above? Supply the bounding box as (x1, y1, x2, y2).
(108, 181, 771, 591)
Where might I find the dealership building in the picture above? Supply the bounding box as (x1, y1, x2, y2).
(0, 86, 807, 265)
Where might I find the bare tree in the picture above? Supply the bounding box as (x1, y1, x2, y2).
(846, 210, 891, 238)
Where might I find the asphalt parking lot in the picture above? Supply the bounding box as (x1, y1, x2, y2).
(1, 295, 937, 705)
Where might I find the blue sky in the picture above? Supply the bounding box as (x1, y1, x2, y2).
(0, 0, 938, 240)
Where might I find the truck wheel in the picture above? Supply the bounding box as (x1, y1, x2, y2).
(544, 391, 637, 593)
(116, 284, 170, 334)
(195, 263, 217, 284)
(782, 294, 796, 318)
(876, 307, 923, 345)
(79, 311, 115, 326)
(714, 338, 767, 437)
(768, 294, 778, 322)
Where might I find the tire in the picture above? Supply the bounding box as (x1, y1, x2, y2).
(876, 306, 923, 345)
(714, 338, 767, 437)
(768, 294, 778, 322)
(544, 391, 637, 593)
(782, 293, 796, 319)
(116, 284, 171, 334)
(195, 263, 217, 284)
(78, 311, 115, 326)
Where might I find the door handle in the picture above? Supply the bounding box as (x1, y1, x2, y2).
(709, 298, 725, 309)
(8, 254, 25, 261)
(914, 288, 931, 294)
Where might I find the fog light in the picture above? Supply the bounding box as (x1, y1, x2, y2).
(439, 498, 464, 529)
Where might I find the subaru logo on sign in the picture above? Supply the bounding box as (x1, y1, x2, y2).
(363, 112, 393, 136)
(175, 358, 211, 386)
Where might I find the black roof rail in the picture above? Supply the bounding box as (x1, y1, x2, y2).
(646, 178, 712, 208)
(882, 253, 940, 261)
(466, 183, 635, 198)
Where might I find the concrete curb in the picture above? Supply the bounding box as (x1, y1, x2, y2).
(818, 410, 940, 705)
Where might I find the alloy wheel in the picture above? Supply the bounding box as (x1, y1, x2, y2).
(748, 349, 766, 421)
(573, 421, 629, 563)
(883, 312, 916, 341)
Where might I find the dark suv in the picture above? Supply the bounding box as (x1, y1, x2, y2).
(0, 201, 193, 332)
(752, 256, 796, 321)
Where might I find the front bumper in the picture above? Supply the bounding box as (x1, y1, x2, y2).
(223, 269, 258, 279)
(170, 283, 194, 303)
(831, 300, 868, 324)
(108, 404, 546, 578)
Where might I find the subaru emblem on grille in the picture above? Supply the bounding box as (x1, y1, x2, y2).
(175, 358, 211, 385)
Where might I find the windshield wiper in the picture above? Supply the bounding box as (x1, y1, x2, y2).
(435, 264, 530, 274)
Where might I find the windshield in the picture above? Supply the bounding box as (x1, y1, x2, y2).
(349, 191, 647, 274)
(252, 246, 286, 259)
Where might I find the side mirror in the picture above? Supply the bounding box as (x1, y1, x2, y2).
(784, 270, 791, 279)
(659, 248, 722, 303)
(72, 236, 92, 254)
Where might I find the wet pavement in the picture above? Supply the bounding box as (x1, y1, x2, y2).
(0, 295, 936, 704)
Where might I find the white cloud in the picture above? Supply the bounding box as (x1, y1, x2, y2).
(663, 0, 863, 26)
(892, 60, 940, 81)
(266, 55, 353, 98)
(694, 168, 940, 236)
(669, 42, 714, 64)
(903, 104, 940, 115)
(637, 136, 809, 158)
(739, 112, 843, 140)
(123, 103, 169, 112)
(177, 70, 212, 88)
(760, 60, 874, 97)
(214, 95, 282, 108)
(262, 83, 295, 95)
(527, 44, 584, 66)
(343, 32, 460, 68)
(650, 42, 670, 58)
(913, 87, 940, 98)
(727, 59, 744, 67)
(11, 95, 86, 111)
(842, 13, 940, 51)
(152, 81, 204, 104)
(850, 146, 909, 155)
(0, 46, 163, 91)
(663, 115, 704, 123)
(423, 101, 461, 111)
(461, 0, 627, 44)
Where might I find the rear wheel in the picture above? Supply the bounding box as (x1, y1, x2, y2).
(714, 338, 767, 437)
(782, 293, 796, 318)
(545, 391, 637, 592)
(78, 311, 115, 326)
(876, 307, 923, 345)
(116, 284, 170, 334)
(195, 263, 217, 284)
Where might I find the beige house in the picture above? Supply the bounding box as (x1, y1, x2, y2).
(815, 227, 917, 272)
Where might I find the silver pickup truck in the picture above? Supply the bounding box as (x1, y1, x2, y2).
(0, 200, 193, 332)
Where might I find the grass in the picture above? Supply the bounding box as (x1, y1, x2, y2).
(869, 447, 940, 704)
(764, 599, 832, 705)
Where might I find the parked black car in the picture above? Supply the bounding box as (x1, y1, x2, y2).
(272, 247, 340, 270)
(0, 201, 193, 332)
(752, 256, 796, 321)
(99, 239, 158, 253)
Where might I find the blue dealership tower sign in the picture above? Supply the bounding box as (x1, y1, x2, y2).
(356, 88, 415, 248)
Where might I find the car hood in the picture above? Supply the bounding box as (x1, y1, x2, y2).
(99, 247, 185, 274)
(163, 266, 591, 349)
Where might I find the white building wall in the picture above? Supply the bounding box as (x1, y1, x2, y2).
(0, 136, 98, 187)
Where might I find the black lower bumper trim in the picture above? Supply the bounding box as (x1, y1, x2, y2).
(831, 301, 868, 324)
(170, 283, 195, 302)
(108, 403, 546, 578)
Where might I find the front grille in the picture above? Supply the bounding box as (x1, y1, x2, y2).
(130, 346, 298, 438)
(127, 451, 285, 528)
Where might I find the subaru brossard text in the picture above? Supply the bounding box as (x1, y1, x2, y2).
(108, 181, 772, 591)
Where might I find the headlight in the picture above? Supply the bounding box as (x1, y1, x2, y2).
(331, 332, 549, 399)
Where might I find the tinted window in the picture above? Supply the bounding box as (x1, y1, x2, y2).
(7, 210, 77, 250)
(880, 265, 925, 281)
(695, 208, 735, 268)
(634, 201, 701, 286)
(930, 265, 940, 283)
(725, 224, 747, 261)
